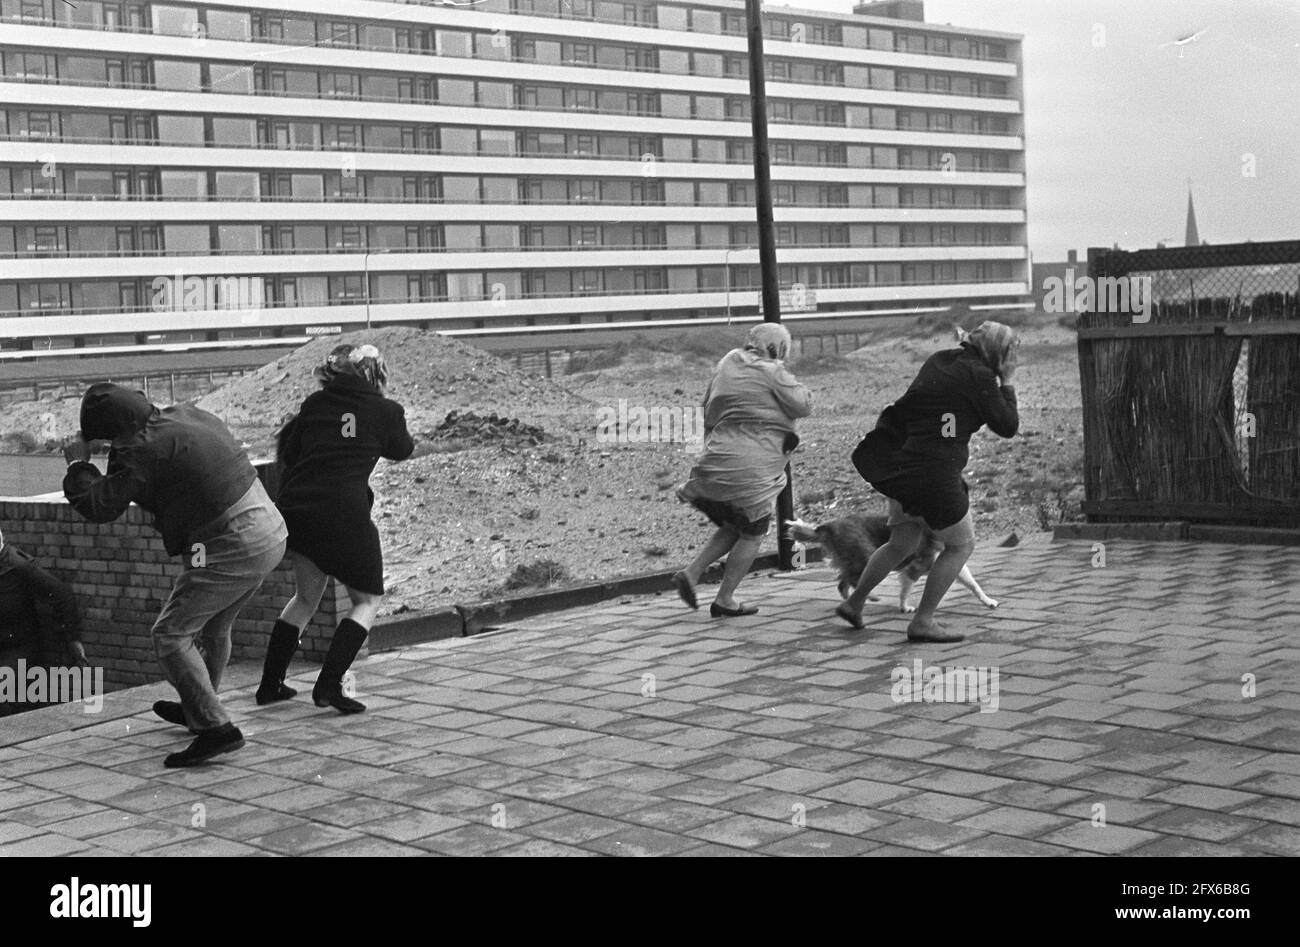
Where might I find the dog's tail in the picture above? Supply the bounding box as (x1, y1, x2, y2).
(785, 519, 822, 544)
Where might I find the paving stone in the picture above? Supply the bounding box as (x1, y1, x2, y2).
(1038, 822, 1163, 854)
(686, 814, 801, 850)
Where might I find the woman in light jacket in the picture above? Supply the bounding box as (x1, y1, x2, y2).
(672, 323, 812, 617)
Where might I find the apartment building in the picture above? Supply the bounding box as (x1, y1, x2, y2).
(0, 0, 1028, 354)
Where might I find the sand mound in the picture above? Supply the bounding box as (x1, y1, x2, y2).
(196, 327, 592, 453)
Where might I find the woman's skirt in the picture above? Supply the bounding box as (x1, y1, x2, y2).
(281, 507, 385, 594)
(872, 471, 970, 533)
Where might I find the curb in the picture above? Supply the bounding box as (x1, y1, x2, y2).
(366, 548, 827, 652)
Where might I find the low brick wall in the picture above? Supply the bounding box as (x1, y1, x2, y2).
(0, 498, 350, 690)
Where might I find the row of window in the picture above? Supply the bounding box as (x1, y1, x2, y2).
(2, 261, 1019, 316)
(1, 165, 1018, 208)
(0, 52, 1018, 134)
(3, 222, 1020, 256)
(3, 111, 1020, 172)
(2, 0, 1014, 62)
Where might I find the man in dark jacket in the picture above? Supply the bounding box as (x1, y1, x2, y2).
(63, 384, 286, 766)
(0, 526, 86, 717)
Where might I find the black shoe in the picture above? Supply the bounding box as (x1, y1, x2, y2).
(153, 700, 198, 734)
(163, 724, 245, 768)
(256, 619, 301, 706)
(313, 618, 369, 715)
(671, 571, 698, 610)
(710, 601, 758, 618)
(312, 681, 366, 715)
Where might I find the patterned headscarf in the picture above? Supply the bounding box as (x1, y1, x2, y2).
(314, 343, 389, 390)
(962, 321, 1017, 376)
(743, 323, 793, 361)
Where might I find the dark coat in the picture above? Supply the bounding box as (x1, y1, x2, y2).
(274, 374, 414, 592)
(0, 544, 81, 646)
(858, 346, 1019, 530)
(63, 384, 257, 556)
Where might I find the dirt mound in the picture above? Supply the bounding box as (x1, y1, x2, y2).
(195, 326, 591, 454)
(431, 410, 547, 447)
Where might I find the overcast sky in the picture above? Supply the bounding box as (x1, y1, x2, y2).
(776, 0, 1300, 260)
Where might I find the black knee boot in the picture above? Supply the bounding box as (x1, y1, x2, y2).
(313, 618, 368, 715)
(256, 619, 301, 706)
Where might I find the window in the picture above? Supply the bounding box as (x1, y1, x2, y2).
(156, 114, 204, 144)
(479, 129, 514, 155)
(152, 4, 198, 37)
(212, 117, 256, 146)
(290, 173, 323, 200)
(213, 172, 257, 199)
(153, 60, 202, 91)
(218, 225, 260, 252)
(207, 10, 251, 41)
(163, 224, 210, 254)
(160, 169, 207, 198)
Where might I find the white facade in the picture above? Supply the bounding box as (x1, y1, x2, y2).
(0, 0, 1028, 353)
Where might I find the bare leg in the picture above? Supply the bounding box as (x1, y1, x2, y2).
(279, 553, 329, 630)
(715, 533, 763, 609)
(844, 522, 923, 613)
(908, 541, 973, 642)
(685, 525, 740, 585)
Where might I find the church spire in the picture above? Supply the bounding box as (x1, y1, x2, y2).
(1185, 183, 1200, 246)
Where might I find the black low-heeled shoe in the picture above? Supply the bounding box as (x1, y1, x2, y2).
(710, 602, 758, 618)
(153, 700, 198, 734)
(671, 571, 698, 610)
(163, 724, 245, 768)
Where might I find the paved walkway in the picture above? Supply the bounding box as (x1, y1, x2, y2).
(2, 537, 1298, 856)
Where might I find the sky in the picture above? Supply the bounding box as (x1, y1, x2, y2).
(773, 0, 1300, 260)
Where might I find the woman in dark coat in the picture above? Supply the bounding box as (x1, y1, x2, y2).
(257, 343, 414, 713)
(838, 321, 1020, 642)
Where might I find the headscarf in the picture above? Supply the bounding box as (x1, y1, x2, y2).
(314, 343, 389, 390)
(961, 321, 1017, 376)
(742, 323, 792, 362)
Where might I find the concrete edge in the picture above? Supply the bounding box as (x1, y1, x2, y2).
(370, 548, 827, 648)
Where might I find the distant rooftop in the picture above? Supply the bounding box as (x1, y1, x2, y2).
(854, 1, 926, 21)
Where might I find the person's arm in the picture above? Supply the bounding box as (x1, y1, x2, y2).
(62, 452, 148, 524)
(972, 367, 1019, 438)
(769, 365, 814, 420)
(383, 402, 415, 461)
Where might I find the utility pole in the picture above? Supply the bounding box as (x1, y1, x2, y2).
(745, 0, 795, 570)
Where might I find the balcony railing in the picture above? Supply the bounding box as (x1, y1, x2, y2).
(0, 134, 1020, 174)
(1, 274, 1021, 320)
(0, 74, 1020, 132)
(1, 239, 1025, 260)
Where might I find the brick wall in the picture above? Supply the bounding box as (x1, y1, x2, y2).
(0, 498, 350, 690)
